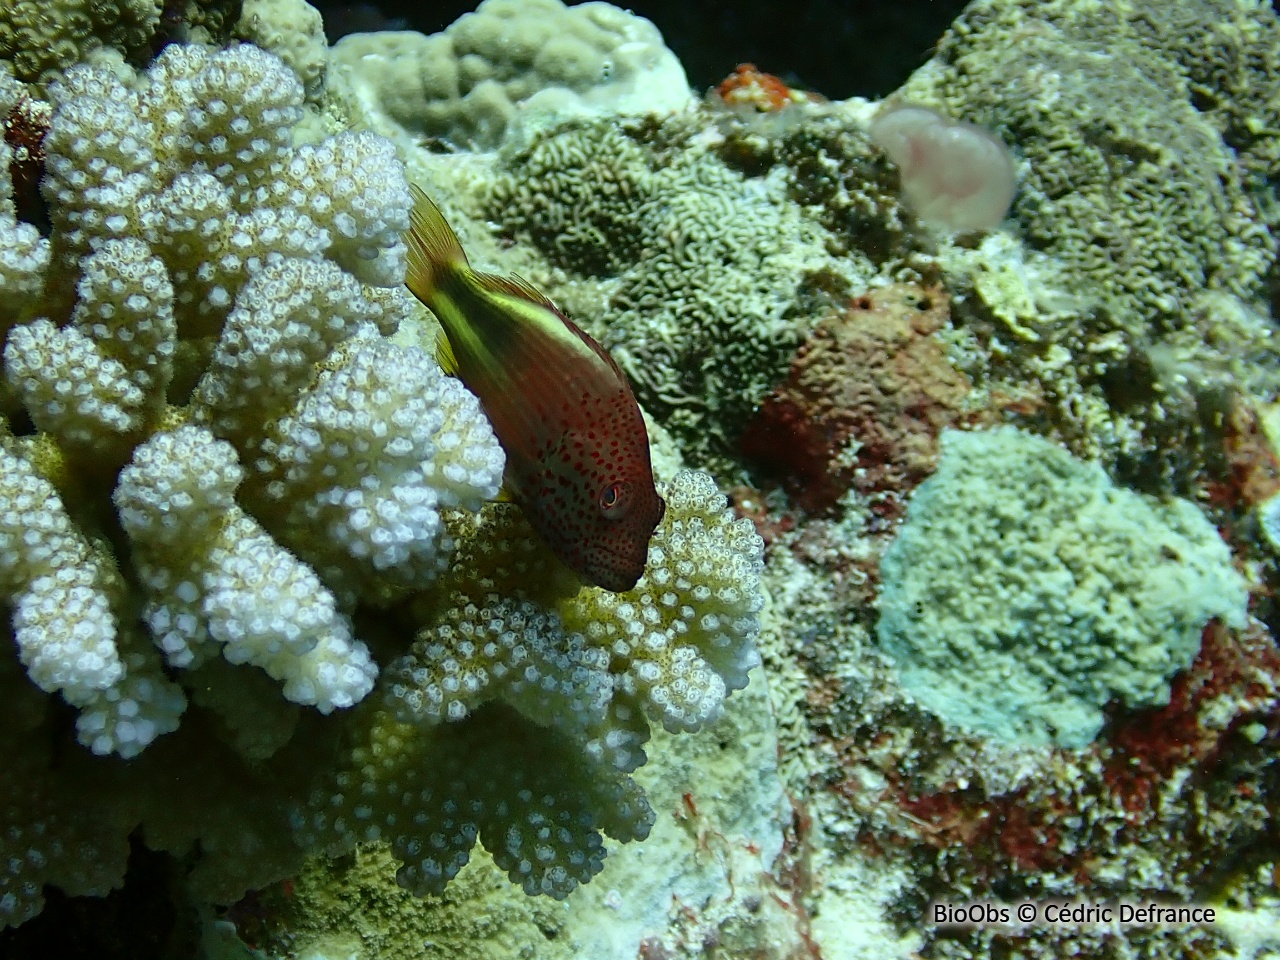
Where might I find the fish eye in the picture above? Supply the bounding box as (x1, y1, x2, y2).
(598, 481, 631, 519)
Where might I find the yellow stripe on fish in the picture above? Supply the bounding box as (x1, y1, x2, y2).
(405, 184, 665, 593)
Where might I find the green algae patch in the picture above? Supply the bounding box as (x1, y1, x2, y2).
(269, 846, 566, 960)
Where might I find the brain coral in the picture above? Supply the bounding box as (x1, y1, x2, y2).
(329, 0, 691, 149)
(0, 41, 766, 927)
(876, 426, 1249, 747)
(483, 115, 861, 464)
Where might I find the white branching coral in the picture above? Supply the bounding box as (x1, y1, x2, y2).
(189, 258, 386, 447)
(0, 443, 185, 757)
(295, 702, 656, 899)
(391, 470, 764, 735)
(0, 63, 50, 333)
(1, 446, 123, 702)
(4, 240, 174, 459)
(4, 319, 146, 457)
(115, 425, 377, 712)
(0, 147, 48, 333)
(386, 598, 613, 731)
(302, 469, 764, 899)
(564, 470, 765, 732)
(252, 326, 505, 606)
(39, 42, 409, 322)
(1, 41, 421, 744)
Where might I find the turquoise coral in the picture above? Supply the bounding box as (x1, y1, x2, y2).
(876, 426, 1248, 747)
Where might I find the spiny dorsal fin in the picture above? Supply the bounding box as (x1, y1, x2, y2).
(406, 184, 469, 302)
(481, 272, 559, 312)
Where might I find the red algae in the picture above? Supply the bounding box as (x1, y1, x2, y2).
(714, 63, 824, 113)
(2, 90, 50, 229)
(830, 618, 1280, 900)
(741, 283, 973, 513)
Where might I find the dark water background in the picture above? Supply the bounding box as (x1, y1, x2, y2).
(308, 0, 971, 100)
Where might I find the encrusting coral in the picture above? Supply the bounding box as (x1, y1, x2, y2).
(0, 38, 765, 927)
(876, 426, 1248, 747)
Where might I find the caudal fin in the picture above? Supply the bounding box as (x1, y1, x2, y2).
(405, 183, 469, 303)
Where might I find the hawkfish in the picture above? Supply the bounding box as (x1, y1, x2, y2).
(404, 184, 665, 593)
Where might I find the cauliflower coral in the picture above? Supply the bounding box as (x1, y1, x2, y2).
(0, 40, 765, 925)
(0, 43, 465, 757)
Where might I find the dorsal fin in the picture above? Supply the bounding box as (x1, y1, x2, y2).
(406, 184, 469, 303)
(482, 272, 559, 312)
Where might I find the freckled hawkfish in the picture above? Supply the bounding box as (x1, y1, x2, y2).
(404, 184, 665, 592)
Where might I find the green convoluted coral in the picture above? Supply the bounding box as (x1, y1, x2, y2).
(482, 116, 859, 462)
(876, 426, 1248, 747)
(0, 39, 765, 929)
(896, 0, 1280, 483)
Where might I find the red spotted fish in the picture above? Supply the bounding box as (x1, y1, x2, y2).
(404, 184, 665, 593)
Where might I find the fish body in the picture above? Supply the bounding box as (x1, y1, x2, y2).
(405, 185, 665, 592)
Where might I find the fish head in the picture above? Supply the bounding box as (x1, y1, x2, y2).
(521, 423, 666, 593)
(580, 473, 667, 592)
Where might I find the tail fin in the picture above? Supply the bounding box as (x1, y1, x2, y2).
(405, 183, 469, 303)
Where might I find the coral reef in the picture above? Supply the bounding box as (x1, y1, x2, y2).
(0, 0, 161, 84)
(0, 0, 249, 87)
(4, 0, 1280, 956)
(897, 0, 1279, 485)
(299, 471, 764, 899)
(741, 282, 972, 513)
(480, 113, 867, 466)
(232, 0, 328, 102)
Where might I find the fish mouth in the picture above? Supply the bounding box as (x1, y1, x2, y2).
(583, 547, 647, 593)
(591, 564, 643, 594)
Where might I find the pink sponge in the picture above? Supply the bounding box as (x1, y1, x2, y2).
(869, 103, 1017, 232)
